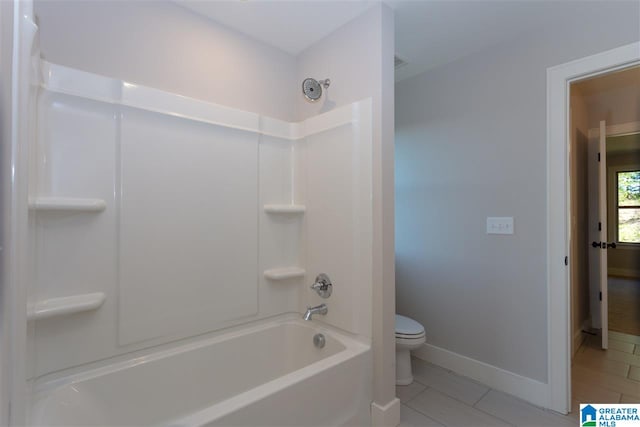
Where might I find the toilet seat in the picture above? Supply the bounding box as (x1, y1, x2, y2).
(395, 314, 425, 337)
(395, 332, 426, 340)
(395, 314, 426, 385)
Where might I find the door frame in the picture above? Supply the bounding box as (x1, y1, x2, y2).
(546, 42, 640, 414)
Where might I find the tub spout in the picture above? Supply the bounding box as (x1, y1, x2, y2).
(303, 304, 328, 321)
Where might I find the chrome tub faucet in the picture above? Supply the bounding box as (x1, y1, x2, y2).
(303, 304, 328, 321)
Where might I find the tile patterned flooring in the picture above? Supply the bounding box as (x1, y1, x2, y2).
(398, 333, 640, 427)
(397, 358, 575, 427)
(571, 331, 640, 408)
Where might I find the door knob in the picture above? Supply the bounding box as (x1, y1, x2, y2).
(592, 241, 617, 249)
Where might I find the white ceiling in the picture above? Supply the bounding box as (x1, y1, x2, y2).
(179, 0, 584, 82)
(178, 0, 377, 55)
(389, 0, 578, 82)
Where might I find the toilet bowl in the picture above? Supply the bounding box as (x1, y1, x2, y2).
(395, 314, 426, 386)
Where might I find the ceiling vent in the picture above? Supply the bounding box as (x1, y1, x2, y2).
(394, 55, 408, 70)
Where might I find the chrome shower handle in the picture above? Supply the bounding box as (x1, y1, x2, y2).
(310, 273, 332, 298)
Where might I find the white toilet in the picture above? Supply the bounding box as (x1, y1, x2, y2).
(395, 314, 426, 385)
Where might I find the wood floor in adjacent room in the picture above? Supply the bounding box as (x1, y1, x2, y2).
(608, 277, 640, 336)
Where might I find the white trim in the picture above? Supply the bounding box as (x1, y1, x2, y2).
(371, 397, 400, 427)
(547, 42, 640, 414)
(413, 344, 548, 409)
(588, 121, 640, 139)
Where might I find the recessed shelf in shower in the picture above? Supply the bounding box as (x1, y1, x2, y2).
(263, 204, 306, 214)
(263, 267, 306, 281)
(28, 197, 107, 212)
(27, 292, 106, 321)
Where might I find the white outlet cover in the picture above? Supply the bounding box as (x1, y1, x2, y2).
(486, 217, 514, 235)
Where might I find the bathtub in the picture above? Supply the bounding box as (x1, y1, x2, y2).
(29, 317, 372, 426)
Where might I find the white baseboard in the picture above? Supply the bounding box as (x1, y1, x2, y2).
(413, 343, 549, 409)
(608, 268, 640, 279)
(371, 397, 401, 427)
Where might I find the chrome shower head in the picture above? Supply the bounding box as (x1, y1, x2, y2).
(302, 78, 330, 102)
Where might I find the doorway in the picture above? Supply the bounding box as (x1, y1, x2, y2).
(570, 68, 640, 349)
(568, 65, 640, 406)
(547, 41, 640, 414)
(605, 132, 640, 337)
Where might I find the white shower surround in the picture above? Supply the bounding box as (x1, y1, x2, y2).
(24, 60, 373, 425)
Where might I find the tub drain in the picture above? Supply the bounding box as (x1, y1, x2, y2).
(313, 333, 325, 349)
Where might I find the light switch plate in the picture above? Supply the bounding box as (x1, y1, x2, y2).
(487, 217, 514, 235)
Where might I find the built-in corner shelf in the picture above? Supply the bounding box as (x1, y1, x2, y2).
(27, 292, 106, 321)
(263, 204, 306, 214)
(263, 267, 306, 281)
(29, 197, 107, 212)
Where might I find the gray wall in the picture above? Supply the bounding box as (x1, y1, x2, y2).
(395, 1, 639, 382)
(35, 1, 297, 121)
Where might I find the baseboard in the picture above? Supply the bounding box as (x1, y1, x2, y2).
(371, 397, 401, 427)
(608, 268, 640, 279)
(572, 318, 591, 358)
(413, 343, 549, 409)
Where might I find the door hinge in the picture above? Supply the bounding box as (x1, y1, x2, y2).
(598, 152, 601, 162)
(599, 291, 602, 301)
(564, 256, 568, 266)
(599, 222, 602, 231)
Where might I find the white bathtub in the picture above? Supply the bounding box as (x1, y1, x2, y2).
(29, 317, 372, 426)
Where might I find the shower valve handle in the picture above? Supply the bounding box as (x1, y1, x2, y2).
(311, 273, 332, 298)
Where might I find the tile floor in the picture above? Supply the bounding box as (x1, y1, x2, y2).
(397, 358, 576, 427)
(398, 333, 640, 427)
(571, 331, 640, 409)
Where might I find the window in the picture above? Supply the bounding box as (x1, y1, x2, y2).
(617, 170, 640, 243)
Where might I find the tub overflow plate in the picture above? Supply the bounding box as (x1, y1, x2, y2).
(313, 333, 326, 349)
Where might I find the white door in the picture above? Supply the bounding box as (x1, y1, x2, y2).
(598, 120, 609, 349)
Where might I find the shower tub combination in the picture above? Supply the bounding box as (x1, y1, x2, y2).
(30, 318, 371, 426)
(20, 56, 373, 426)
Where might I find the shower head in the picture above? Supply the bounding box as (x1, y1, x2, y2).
(302, 78, 330, 102)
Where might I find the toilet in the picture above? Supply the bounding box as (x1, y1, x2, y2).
(395, 314, 426, 385)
